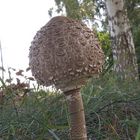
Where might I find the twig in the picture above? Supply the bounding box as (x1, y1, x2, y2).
(0, 41, 4, 80)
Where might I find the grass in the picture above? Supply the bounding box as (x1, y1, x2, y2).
(0, 68, 140, 140)
(83, 73, 140, 140)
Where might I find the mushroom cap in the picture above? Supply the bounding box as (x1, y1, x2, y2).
(29, 16, 104, 92)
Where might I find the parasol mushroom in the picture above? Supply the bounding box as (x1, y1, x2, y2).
(29, 16, 104, 140)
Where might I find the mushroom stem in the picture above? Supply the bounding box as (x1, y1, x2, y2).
(64, 88, 87, 140)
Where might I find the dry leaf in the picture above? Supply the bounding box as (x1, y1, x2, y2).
(16, 70, 24, 76)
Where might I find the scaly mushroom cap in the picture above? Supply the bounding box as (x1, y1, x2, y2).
(29, 16, 104, 91)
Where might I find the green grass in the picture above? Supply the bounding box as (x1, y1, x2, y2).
(83, 73, 140, 140)
(0, 89, 69, 140)
(0, 70, 140, 140)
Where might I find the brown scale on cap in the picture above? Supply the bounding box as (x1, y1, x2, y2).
(29, 16, 104, 92)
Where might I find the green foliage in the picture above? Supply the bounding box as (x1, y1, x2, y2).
(54, 0, 96, 20)
(1, 68, 140, 139)
(82, 72, 140, 139)
(54, 0, 81, 19)
(97, 31, 110, 54)
(0, 68, 69, 140)
(133, 27, 140, 76)
(54, 0, 106, 24)
(0, 87, 69, 139)
(97, 31, 113, 74)
(135, 126, 140, 140)
(128, 6, 140, 74)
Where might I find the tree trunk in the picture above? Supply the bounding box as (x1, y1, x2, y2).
(105, 0, 139, 80)
(64, 89, 87, 140)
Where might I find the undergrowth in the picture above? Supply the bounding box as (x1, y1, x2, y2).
(0, 68, 140, 140)
(83, 73, 140, 140)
